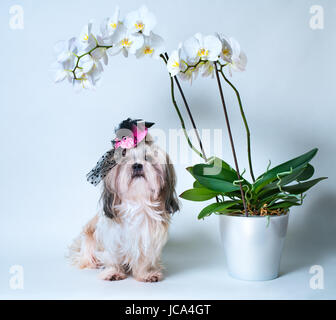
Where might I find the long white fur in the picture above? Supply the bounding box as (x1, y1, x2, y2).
(68, 138, 176, 282)
(95, 200, 168, 270)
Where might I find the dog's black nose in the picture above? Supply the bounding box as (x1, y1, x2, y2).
(132, 163, 143, 171)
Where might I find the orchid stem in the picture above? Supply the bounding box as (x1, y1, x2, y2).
(219, 69, 256, 182)
(163, 52, 208, 162)
(161, 53, 219, 203)
(214, 62, 248, 217)
(174, 76, 208, 161)
(72, 44, 112, 80)
(160, 54, 204, 159)
(169, 78, 205, 158)
(170, 77, 204, 159)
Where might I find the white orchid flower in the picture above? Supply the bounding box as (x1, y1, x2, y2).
(74, 67, 84, 80)
(54, 37, 78, 64)
(73, 60, 103, 91)
(73, 75, 95, 91)
(79, 21, 96, 50)
(136, 32, 164, 59)
(78, 51, 106, 75)
(167, 45, 184, 77)
(181, 36, 199, 65)
(91, 35, 109, 65)
(216, 34, 247, 75)
(107, 25, 144, 57)
(100, 6, 121, 41)
(178, 68, 194, 83)
(179, 58, 205, 83)
(183, 33, 222, 64)
(53, 60, 74, 82)
(53, 65, 73, 83)
(52, 38, 78, 83)
(78, 54, 95, 73)
(201, 61, 215, 78)
(230, 47, 247, 73)
(91, 47, 108, 65)
(87, 60, 104, 85)
(124, 5, 156, 36)
(216, 33, 232, 63)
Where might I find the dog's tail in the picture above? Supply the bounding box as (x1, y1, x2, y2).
(66, 214, 100, 269)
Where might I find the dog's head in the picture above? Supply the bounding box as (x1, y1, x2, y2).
(101, 134, 179, 219)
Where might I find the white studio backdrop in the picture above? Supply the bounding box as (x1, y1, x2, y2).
(0, 0, 335, 299)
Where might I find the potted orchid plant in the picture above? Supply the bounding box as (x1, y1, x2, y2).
(53, 5, 327, 281)
(166, 31, 326, 280)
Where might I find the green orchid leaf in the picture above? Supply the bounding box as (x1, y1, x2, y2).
(206, 157, 252, 186)
(190, 164, 243, 193)
(193, 163, 239, 183)
(296, 164, 315, 182)
(214, 209, 243, 215)
(282, 177, 327, 194)
(258, 165, 308, 197)
(193, 180, 204, 188)
(207, 156, 237, 173)
(258, 195, 300, 209)
(179, 188, 219, 202)
(268, 201, 301, 209)
(253, 148, 318, 193)
(183, 151, 325, 218)
(186, 167, 193, 175)
(198, 201, 239, 219)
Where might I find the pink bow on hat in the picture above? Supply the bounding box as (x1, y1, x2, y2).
(114, 124, 148, 149)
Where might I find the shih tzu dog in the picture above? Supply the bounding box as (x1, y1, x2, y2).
(69, 118, 179, 282)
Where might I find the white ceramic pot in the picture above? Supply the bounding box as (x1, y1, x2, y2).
(219, 214, 289, 281)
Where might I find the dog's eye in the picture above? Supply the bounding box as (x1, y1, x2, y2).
(145, 155, 152, 162)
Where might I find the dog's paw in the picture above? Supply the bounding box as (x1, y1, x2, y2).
(79, 260, 102, 270)
(73, 253, 102, 270)
(137, 271, 163, 283)
(109, 273, 127, 281)
(99, 268, 127, 281)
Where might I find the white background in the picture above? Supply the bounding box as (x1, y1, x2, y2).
(1, 0, 335, 299)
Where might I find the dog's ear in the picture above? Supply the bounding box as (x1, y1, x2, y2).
(101, 183, 118, 219)
(163, 155, 180, 214)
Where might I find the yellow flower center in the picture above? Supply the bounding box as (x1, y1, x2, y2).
(110, 22, 117, 29)
(144, 46, 154, 55)
(222, 48, 230, 56)
(197, 48, 208, 57)
(172, 61, 179, 68)
(135, 22, 144, 31)
(83, 34, 89, 41)
(121, 38, 132, 47)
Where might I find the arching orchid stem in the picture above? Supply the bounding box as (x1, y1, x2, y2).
(161, 53, 219, 203)
(71, 43, 112, 80)
(173, 77, 208, 161)
(214, 62, 248, 216)
(169, 77, 204, 159)
(219, 69, 256, 182)
(163, 52, 208, 161)
(160, 54, 204, 159)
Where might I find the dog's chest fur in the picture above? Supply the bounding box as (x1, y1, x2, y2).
(95, 200, 169, 267)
